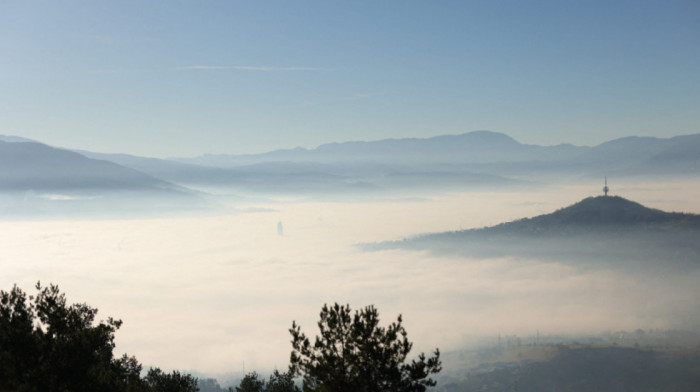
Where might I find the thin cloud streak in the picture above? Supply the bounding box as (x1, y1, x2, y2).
(340, 92, 384, 101)
(179, 65, 323, 71)
(89, 68, 152, 74)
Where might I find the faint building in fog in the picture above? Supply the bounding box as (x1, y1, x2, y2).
(277, 221, 284, 236)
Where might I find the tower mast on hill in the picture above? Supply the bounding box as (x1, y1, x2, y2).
(603, 177, 609, 196)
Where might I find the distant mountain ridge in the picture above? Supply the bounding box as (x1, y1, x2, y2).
(2, 130, 699, 198)
(4, 131, 699, 172)
(166, 131, 700, 185)
(171, 131, 586, 167)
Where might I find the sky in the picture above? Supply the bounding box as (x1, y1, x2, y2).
(1, 0, 699, 157)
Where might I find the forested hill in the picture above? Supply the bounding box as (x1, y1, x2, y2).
(488, 196, 700, 234)
(363, 196, 700, 263)
(444, 345, 700, 392)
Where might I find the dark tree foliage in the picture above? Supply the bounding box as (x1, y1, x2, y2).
(0, 284, 38, 392)
(235, 370, 299, 392)
(289, 303, 441, 392)
(266, 369, 300, 392)
(236, 372, 265, 392)
(0, 283, 198, 392)
(112, 354, 148, 391)
(145, 368, 199, 392)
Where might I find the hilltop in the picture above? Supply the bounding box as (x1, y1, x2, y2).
(489, 196, 700, 234)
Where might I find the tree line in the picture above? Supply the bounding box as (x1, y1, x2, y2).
(1, 283, 440, 392)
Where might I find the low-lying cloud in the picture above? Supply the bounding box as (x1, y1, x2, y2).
(1, 181, 698, 375)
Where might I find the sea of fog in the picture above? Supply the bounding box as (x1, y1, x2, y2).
(2, 181, 699, 377)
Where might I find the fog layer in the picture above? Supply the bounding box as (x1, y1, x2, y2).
(1, 181, 699, 374)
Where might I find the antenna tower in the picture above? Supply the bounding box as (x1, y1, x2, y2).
(603, 177, 609, 196)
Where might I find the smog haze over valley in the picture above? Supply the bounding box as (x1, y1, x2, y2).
(2, 1, 700, 389)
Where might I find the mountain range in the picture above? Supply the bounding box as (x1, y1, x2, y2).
(90, 131, 700, 189)
(168, 131, 700, 176)
(1, 131, 699, 206)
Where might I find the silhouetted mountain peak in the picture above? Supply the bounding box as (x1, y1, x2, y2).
(497, 195, 700, 232)
(546, 196, 668, 224)
(365, 195, 700, 262)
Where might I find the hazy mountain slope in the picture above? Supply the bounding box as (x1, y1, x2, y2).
(0, 141, 212, 217)
(568, 134, 700, 178)
(0, 140, 184, 193)
(0, 135, 38, 143)
(76, 150, 211, 180)
(633, 134, 700, 175)
(74, 151, 382, 194)
(77, 144, 521, 194)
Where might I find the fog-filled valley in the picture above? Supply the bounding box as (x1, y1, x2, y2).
(1, 133, 700, 389)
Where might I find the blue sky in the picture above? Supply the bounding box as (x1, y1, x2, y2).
(1, 0, 699, 157)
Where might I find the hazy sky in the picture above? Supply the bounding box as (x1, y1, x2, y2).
(1, 0, 699, 157)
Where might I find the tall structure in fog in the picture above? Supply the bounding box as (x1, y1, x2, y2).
(277, 221, 284, 236)
(603, 177, 609, 196)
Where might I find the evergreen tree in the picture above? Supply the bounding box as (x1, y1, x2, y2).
(266, 369, 299, 392)
(289, 303, 441, 392)
(236, 372, 265, 392)
(145, 368, 199, 392)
